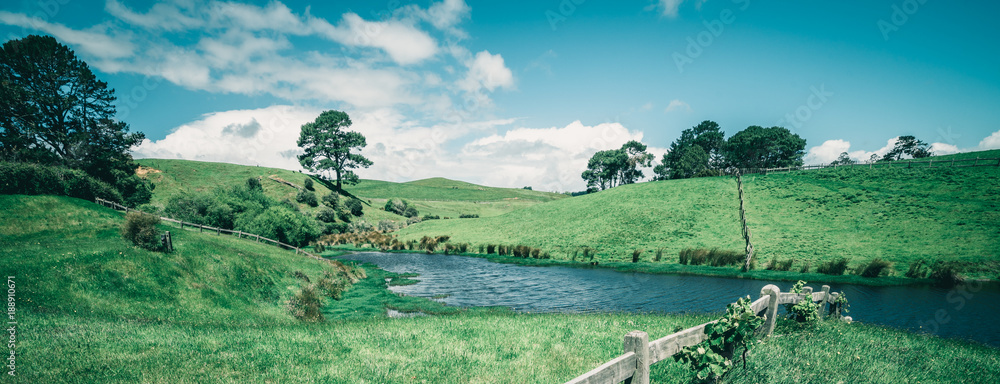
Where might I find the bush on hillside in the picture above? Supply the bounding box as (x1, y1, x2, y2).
(929, 261, 964, 287)
(324, 222, 348, 235)
(346, 198, 364, 217)
(287, 284, 324, 322)
(303, 177, 314, 191)
(0, 161, 123, 202)
(905, 259, 928, 278)
(316, 207, 338, 223)
(296, 189, 318, 207)
(321, 192, 340, 210)
(459, 213, 479, 218)
(120, 211, 163, 251)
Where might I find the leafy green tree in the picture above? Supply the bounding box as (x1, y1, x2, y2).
(581, 140, 652, 190)
(881, 135, 932, 161)
(830, 152, 856, 165)
(654, 121, 725, 180)
(345, 197, 364, 217)
(0, 35, 151, 205)
(722, 126, 806, 169)
(297, 110, 373, 191)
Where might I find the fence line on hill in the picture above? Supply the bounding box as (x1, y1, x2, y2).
(738, 156, 1000, 176)
(734, 170, 754, 271)
(94, 197, 326, 261)
(564, 284, 846, 384)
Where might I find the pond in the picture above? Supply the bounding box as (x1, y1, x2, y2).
(339, 252, 1000, 347)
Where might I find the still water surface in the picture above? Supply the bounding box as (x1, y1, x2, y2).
(340, 252, 1000, 347)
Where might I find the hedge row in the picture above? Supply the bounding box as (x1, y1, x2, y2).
(0, 161, 123, 202)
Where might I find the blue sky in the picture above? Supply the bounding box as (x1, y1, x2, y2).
(2, 0, 999, 191)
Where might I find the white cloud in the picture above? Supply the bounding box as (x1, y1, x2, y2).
(0, 11, 134, 60)
(458, 50, 514, 93)
(105, 0, 202, 31)
(324, 13, 438, 65)
(929, 142, 960, 156)
(422, 0, 471, 36)
(133, 105, 322, 170)
(656, 0, 685, 18)
(979, 129, 1000, 150)
(803, 139, 852, 164)
(664, 99, 692, 113)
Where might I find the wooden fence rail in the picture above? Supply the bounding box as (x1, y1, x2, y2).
(734, 170, 754, 271)
(94, 197, 326, 261)
(565, 284, 845, 384)
(738, 157, 999, 176)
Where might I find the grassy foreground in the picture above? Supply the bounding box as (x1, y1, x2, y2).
(3, 194, 999, 382)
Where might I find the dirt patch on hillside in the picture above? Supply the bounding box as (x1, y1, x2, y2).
(136, 166, 162, 178)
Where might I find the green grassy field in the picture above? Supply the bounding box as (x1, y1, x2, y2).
(134, 159, 564, 221)
(395, 176, 745, 262)
(4, 194, 999, 382)
(397, 150, 1000, 280)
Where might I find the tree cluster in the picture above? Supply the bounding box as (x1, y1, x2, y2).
(0, 35, 151, 206)
(581, 140, 654, 191)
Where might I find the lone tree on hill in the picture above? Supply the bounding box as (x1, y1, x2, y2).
(296, 110, 372, 191)
(0, 35, 151, 205)
(581, 140, 653, 191)
(881, 135, 932, 161)
(721, 126, 806, 170)
(654, 120, 725, 180)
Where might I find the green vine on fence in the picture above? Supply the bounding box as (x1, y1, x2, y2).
(674, 296, 765, 382)
(785, 280, 820, 323)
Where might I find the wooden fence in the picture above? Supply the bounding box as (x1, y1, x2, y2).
(734, 170, 754, 271)
(94, 197, 326, 262)
(739, 156, 1000, 176)
(564, 284, 845, 384)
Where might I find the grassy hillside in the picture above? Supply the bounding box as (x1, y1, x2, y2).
(397, 151, 1000, 279)
(134, 159, 564, 220)
(396, 176, 744, 261)
(4, 195, 998, 382)
(744, 165, 1000, 276)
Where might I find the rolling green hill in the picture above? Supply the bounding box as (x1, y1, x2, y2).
(397, 150, 1000, 279)
(134, 158, 564, 220)
(396, 176, 745, 261)
(4, 195, 998, 382)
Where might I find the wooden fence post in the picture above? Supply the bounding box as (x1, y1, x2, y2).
(829, 292, 840, 318)
(760, 285, 780, 336)
(818, 285, 831, 319)
(623, 331, 649, 384)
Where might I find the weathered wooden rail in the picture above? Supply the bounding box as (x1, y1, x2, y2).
(734, 170, 754, 271)
(94, 197, 326, 261)
(565, 284, 845, 384)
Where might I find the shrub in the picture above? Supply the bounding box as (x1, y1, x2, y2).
(346, 198, 364, 216)
(377, 220, 399, 232)
(531, 248, 541, 258)
(905, 259, 928, 278)
(403, 206, 419, 218)
(120, 211, 163, 251)
(422, 214, 440, 220)
(406, 216, 422, 225)
(313, 243, 325, 253)
(784, 281, 820, 323)
(347, 221, 374, 233)
(655, 248, 663, 262)
(706, 249, 742, 267)
(317, 271, 349, 300)
(816, 257, 851, 275)
(632, 249, 643, 263)
(321, 193, 340, 210)
(303, 177, 314, 191)
(0, 161, 124, 203)
(582, 247, 594, 261)
(316, 207, 338, 223)
(486, 244, 496, 254)
(459, 214, 479, 218)
(287, 284, 324, 321)
(384, 198, 407, 215)
(859, 258, 892, 278)
(238, 206, 322, 247)
(296, 189, 318, 207)
(478, 244, 485, 254)
(337, 210, 352, 223)
(929, 261, 964, 287)
(764, 257, 794, 271)
(799, 262, 810, 273)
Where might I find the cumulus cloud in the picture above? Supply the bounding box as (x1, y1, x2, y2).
(458, 50, 514, 93)
(979, 129, 1000, 150)
(133, 105, 322, 170)
(136, 109, 663, 193)
(664, 99, 692, 113)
